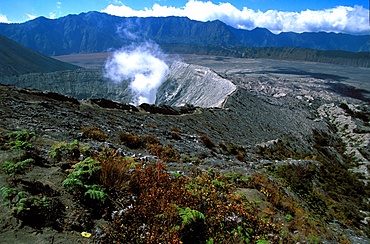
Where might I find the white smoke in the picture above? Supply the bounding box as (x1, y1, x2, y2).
(104, 42, 169, 105)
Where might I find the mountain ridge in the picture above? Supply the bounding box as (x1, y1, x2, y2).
(0, 34, 80, 77)
(0, 11, 368, 56)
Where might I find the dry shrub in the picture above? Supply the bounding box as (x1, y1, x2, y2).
(99, 149, 133, 193)
(82, 127, 108, 142)
(235, 152, 246, 162)
(171, 132, 181, 140)
(119, 133, 160, 149)
(119, 132, 145, 149)
(147, 144, 180, 162)
(105, 162, 194, 243)
(197, 132, 216, 150)
(104, 163, 281, 243)
(171, 127, 181, 133)
(144, 134, 160, 145)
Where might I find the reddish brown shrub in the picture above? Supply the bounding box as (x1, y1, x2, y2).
(147, 144, 180, 162)
(197, 132, 216, 150)
(82, 127, 108, 142)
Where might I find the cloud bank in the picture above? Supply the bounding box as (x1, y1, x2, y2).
(0, 15, 10, 23)
(101, 0, 370, 35)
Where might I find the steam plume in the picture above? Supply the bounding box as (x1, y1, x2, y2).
(104, 42, 169, 105)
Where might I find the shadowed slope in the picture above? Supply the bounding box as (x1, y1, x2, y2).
(0, 34, 80, 77)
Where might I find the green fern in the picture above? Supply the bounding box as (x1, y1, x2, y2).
(84, 185, 105, 203)
(6, 130, 35, 149)
(231, 224, 252, 243)
(31, 196, 48, 207)
(63, 157, 105, 203)
(72, 157, 101, 179)
(174, 204, 205, 226)
(7, 130, 36, 142)
(49, 141, 69, 158)
(62, 177, 84, 192)
(0, 187, 17, 204)
(49, 139, 80, 159)
(2, 158, 34, 177)
(15, 197, 30, 214)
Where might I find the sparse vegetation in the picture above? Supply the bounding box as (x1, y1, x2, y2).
(119, 132, 160, 149)
(5, 130, 35, 150)
(62, 157, 105, 204)
(197, 132, 216, 150)
(256, 139, 309, 161)
(2, 158, 34, 178)
(219, 143, 247, 162)
(1, 186, 48, 216)
(0, 124, 368, 243)
(147, 143, 180, 162)
(101, 157, 282, 243)
(82, 127, 108, 142)
(49, 139, 88, 162)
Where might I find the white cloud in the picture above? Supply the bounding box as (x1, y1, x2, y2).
(0, 14, 10, 23)
(49, 1, 63, 19)
(49, 12, 56, 19)
(101, 0, 370, 34)
(26, 13, 37, 21)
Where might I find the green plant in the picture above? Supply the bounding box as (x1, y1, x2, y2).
(1, 187, 48, 216)
(0, 186, 17, 205)
(231, 225, 252, 243)
(49, 139, 80, 161)
(285, 214, 293, 222)
(62, 157, 105, 203)
(14, 194, 30, 214)
(225, 172, 249, 187)
(84, 184, 105, 202)
(31, 195, 48, 208)
(174, 204, 205, 226)
(206, 238, 214, 244)
(5, 130, 36, 149)
(212, 179, 226, 188)
(2, 158, 34, 177)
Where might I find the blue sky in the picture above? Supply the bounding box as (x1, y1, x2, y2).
(0, 0, 369, 34)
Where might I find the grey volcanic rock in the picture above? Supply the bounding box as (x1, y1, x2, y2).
(156, 61, 237, 107)
(1, 61, 238, 107)
(1, 69, 132, 103)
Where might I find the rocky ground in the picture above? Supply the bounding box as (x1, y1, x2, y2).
(1, 55, 370, 243)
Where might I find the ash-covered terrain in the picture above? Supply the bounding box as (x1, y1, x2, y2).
(1, 53, 370, 243)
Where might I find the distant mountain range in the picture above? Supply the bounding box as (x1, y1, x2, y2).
(0, 11, 369, 56)
(0, 34, 79, 77)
